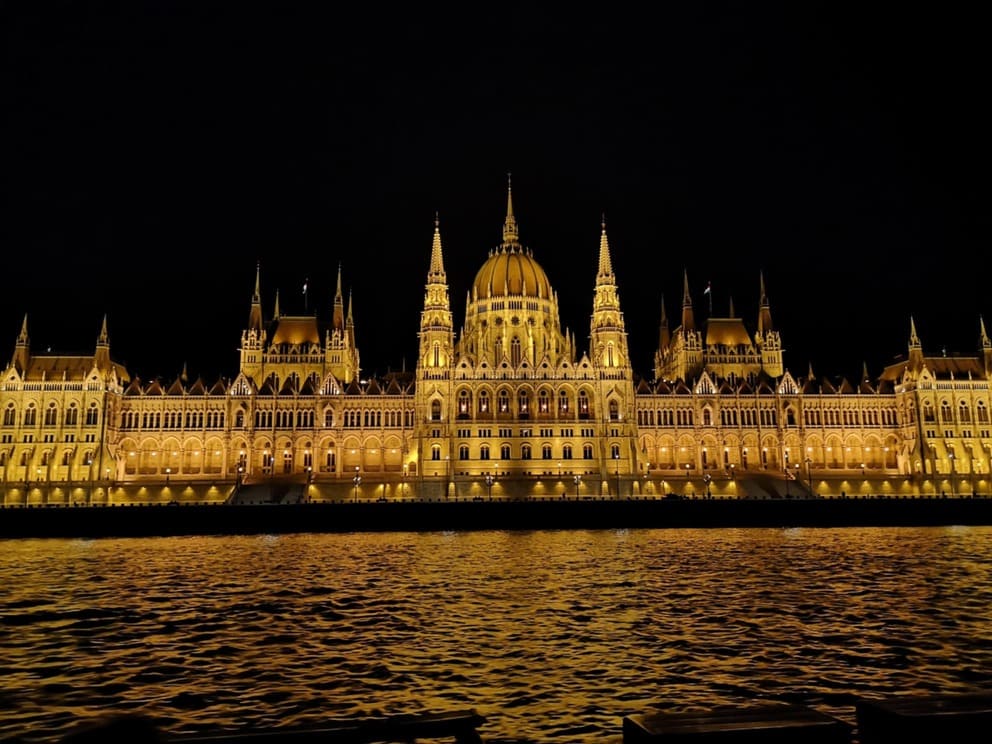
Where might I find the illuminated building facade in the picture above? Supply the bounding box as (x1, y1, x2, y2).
(2, 184, 991, 503)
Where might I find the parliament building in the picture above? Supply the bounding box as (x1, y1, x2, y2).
(2, 184, 991, 504)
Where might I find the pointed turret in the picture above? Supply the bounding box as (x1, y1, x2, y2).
(324, 266, 360, 384)
(981, 315, 992, 378)
(908, 316, 924, 373)
(273, 289, 281, 320)
(754, 272, 783, 377)
(428, 212, 446, 281)
(332, 263, 345, 331)
(757, 271, 773, 335)
(728, 296, 735, 319)
(248, 261, 263, 333)
(680, 270, 696, 333)
(589, 216, 630, 371)
(239, 262, 268, 380)
(94, 314, 111, 370)
(12, 313, 30, 372)
(417, 213, 455, 374)
(659, 295, 670, 352)
(596, 214, 614, 283)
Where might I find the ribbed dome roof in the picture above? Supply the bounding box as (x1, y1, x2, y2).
(472, 247, 552, 299)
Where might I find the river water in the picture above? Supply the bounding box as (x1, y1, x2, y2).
(1, 527, 991, 743)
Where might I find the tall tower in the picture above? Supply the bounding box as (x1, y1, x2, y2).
(589, 218, 631, 372)
(755, 271, 783, 377)
(325, 264, 361, 384)
(589, 218, 637, 478)
(415, 215, 456, 475)
(239, 263, 266, 379)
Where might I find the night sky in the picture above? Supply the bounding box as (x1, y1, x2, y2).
(3, 4, 989, 384)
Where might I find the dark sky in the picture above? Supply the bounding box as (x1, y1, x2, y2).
(3, 4, 990, 384)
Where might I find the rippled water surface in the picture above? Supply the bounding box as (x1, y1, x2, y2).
(2, 527, 992, 743)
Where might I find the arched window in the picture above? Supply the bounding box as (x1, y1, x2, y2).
(458, 390, 471, 418)
(65, 404, 78, 426)
(85, 404, 99, 426)
(511, 337, 522, 367)
(583, 444, 593, 459)
(518, 390, 529, 416)
(459, 444, 469, 460)
(431, 445, 441, 461)
(324, 409, 334, 427)
(539, 390, 550, 413)
(431, 400, 442, 421)
(43, 404, 58, 427)
(500, 444, 511, 460)
(609, 400, 619, 420)
(578, 391, 590, 417)
(498, 390, 510, 413)
(24, 405, 36, 426)
(562, 444, 572, 460)
(558, 390, 569, 414)
(611, 443, 621, 459)
(940, 401, 953, 423)
(480, 445, 490, 460)
(959, 401, 972, 423)
(478, 391, 489, 414)
(2, 405, 15, 426)
(521, 444, 532, 460)
(542, 444, 552, 459)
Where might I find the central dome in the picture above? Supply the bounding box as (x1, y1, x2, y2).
(472, 247, 552, 300)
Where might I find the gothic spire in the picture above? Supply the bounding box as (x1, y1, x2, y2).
(248, 262, 263, 333)
(757, 271, 773, 334)
(659, 294, 670, 351)
(908, 315, 924, 373)
(680, 269, 695, 332)
(596, 215, 614, 284)
(333, 262, 345, 331)
(429, 212, 446, 280)
(97, 314, 109, 346)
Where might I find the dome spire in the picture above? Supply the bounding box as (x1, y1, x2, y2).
(502, 172, 519, 248)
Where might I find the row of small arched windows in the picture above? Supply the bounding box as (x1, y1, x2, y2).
(2, 402, 99, 428)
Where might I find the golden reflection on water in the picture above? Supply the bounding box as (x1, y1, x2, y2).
(1, 527, 992, 743)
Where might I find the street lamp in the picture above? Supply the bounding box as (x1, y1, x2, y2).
(165, 467, 171, 485)
(445, 455, 450, 499)
(573, 473, 581, 499)
(703, 472, 712, 498)
(353, 466, 361, 501)
(402, 464, 408, 499)
(485, 470, 495, 500)
(805, 457, 813, 497)
(305, 465, 312, 503)
(614, 452, 621, 499)
(86, 457, 94, 505)
(558, 461, 562, 480)
(948, 451, 956, 496)
(684, 462, 691, 496)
